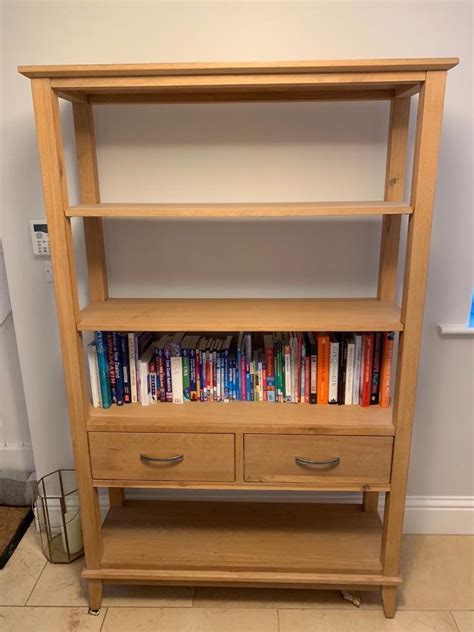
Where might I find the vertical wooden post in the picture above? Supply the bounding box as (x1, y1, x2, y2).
(381, 71, 447, 617)
(31, 81, 103, 597)
(364, 97, 411, 514)
(72, 102, 124, 510)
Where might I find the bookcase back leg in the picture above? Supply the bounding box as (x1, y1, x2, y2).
(72, 102, 124, 509)
(72, 102, 108, 302)
(31, 79, 103, 569)
(381, 71, 447, 580)
(366, 97, 411, 515)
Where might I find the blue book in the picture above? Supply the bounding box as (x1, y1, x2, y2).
(112, 332, 124, 406)
(94, 331, 111, 408)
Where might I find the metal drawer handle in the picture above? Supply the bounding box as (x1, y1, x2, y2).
(295, 456, 341, 467)
(140, 453, 184, 464)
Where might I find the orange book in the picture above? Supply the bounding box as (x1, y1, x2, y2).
(316, 333, 330, 404)
(380, 331, 395, 408)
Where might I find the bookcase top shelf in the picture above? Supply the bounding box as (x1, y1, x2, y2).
(78, 298, 403, 332)
(18, 58, 458, 104)
(67, 201, 413, 219)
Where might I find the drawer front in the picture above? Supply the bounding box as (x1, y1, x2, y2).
(244, 435, 392, 484)
(89, 432, 235, 482)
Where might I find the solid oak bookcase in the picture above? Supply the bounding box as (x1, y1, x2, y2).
(20, 58, 457, 618)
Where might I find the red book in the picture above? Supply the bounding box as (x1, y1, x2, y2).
(264, 334, 275, 402)
(360, 333, 374, 407)
(316, 333, 330, 404)
(380, 332, 395, 408)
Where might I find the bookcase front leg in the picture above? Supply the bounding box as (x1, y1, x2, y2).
(87, 578, 103, 613)
(381, 72, 447, 592)
(31, 79, 103, 571)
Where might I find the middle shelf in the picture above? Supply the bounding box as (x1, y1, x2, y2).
(78, 298, 403, 332)
(87, 401, 394, 435)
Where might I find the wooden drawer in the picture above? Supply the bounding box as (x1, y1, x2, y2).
(89, 432, 235, 482)
(244, 435, 392, 484)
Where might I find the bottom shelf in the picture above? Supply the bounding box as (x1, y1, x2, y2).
(84, 500, 398, 587)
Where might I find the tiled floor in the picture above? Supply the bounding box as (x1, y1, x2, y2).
(0, 528, 472, 631)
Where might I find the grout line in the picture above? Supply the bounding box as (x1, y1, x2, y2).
(99, 606, 108, 632)
(24, 559, 48, 606)
(448, 610, 461, 632)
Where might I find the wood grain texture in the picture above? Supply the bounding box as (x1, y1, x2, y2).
(244, 435, 393, 484)
(30, 79, 103, 568)
(99, 501, 383, 574)
(87, 400, 394, 436)
(72, 102, 108, 302)
(87, 88, 401, 104)
(18, 58, 459, 78)
(89, 432, 235, 481)
(92, 479, 389, 492)
(378, 98, 411, 301)
(82, 567, 401, 588)
(77, 298, 403, 332)
(108, 488, 125, 508)
(66, 201, 412, 219)
(382, 71, 448, 578)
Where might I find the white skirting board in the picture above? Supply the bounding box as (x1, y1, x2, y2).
(96, 489, 474, 535)
(0, 445, 34, 471)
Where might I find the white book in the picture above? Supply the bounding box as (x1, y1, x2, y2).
(328, 337, 339, 404)
(344, 339, 355, 405)
(284, 336, 291, 402)
(128, 333, 138, 403)
(138, 344, 155, 406)
(352, 334, 363, 405)
(87, 342, 101, 408)
(171, 356, 184, 404)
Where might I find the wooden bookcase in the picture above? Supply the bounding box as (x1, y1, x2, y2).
(19, 58, 457, 618)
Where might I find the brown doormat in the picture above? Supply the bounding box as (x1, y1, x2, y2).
(0, 506, 34, 569)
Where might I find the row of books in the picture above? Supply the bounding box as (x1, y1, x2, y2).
(88, 331, 395, 409)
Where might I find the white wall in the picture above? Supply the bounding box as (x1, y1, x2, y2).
(1, 1, 472, 530)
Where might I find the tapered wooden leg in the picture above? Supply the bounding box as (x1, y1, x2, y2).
(87, 578, 103, 613)
(381, 585, 397, 618)
(363, 491, 379, 512)
(108, 488, 125, 507)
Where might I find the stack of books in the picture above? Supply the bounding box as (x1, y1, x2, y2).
(88, 331, 395, 409)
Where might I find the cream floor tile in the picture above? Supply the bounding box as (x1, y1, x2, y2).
(451, 610, 474, 631)
(0, 606, 105, 632)
(102, 607, 278, 632)
(193, 586, 355, 608)
(279, 608, 458, 631)
(0, 528, 46, 605)
(362, 535, 474, 610)
(28, 559, 193, 606)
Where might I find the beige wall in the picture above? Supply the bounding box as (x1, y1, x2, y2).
(1, 2, 472, 520)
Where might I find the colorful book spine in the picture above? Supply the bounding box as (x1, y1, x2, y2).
(127, 333, 138, 403)
(94, 332, 111, 408)
(317, 333, 329, 404)
(352, 334, 362, 406)
(120, 333, 131, 404)
(380, 331, 395, 408)
(112, 332, 123, 406)
(164, 346, 173, 403)
(182, 346, 190, 402)
(328, 334, 339, 405)
(344, 336, 355, 405)
(308, 332, 317, 405)
(337, 334, 346, 406)
(105, 332, 116, 403)
(360, 333, 374, 407)
(264, 334, 275, 402)
(370, 332, 383, 405)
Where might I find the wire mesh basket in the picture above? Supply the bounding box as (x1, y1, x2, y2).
(33, 469, 83, 563)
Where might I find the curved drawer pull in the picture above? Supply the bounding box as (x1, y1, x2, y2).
(295, 456, 340, 468)
(140, 453, 184, 464)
